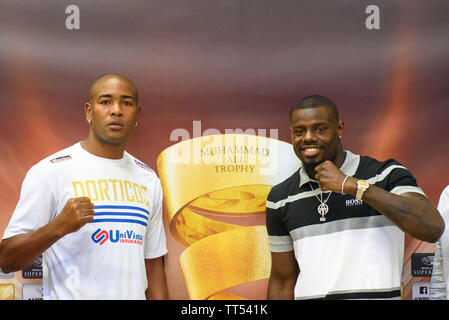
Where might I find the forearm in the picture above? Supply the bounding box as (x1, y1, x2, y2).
(267, 275, 296, 300)
(0, 219, 64, 273)
(345, 177, 444, 242)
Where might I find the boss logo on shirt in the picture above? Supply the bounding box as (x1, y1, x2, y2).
(345, 199, 364, 207)
(91, 228, 143, 246)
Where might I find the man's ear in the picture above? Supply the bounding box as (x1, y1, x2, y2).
(135, 105, 141, 124)
(337, 121, 344, 138)
(85, 102, 92, 125)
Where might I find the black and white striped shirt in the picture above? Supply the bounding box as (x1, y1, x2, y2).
(266, 150, 425, 300)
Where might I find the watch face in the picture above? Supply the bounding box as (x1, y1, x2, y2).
(358, 180, 369, 188)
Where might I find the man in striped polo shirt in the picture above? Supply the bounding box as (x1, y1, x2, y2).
(266, 95, 444, 300)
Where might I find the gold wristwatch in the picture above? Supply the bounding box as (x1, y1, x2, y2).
(356, 180, 370, 200)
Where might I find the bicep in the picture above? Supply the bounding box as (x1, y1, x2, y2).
(400, 191, 430, 201)
(401, 191, 444, 222)
(267, 250, 299, 300)
(145, 256, 165, 276)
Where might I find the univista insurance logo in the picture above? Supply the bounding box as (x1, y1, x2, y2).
(91, 228, 143, 246)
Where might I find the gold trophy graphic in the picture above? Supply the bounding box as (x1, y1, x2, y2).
(157, 134, 298, 299)
(0, 284, 14, 300)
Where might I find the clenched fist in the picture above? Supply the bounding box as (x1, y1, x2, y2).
(53, 197, 95, 236)
(314, 160, 351, 193)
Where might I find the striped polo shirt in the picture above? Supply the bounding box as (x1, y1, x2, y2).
(266, 150, 425, 300)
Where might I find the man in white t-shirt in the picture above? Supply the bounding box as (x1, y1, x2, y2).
(0, 73, 169, 299)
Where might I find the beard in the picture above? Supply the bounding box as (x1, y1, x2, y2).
(303, 159, 325, 179)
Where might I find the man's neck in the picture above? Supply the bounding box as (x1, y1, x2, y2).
(81, 137, 126, 160)
(333, 148, 346, 169)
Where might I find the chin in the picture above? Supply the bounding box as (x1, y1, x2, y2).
(301, 157, 326, 174)
(307, 158, 324, 165)
(101, 136, 127, 145)
(300, 154, 323, 165)
(106, 132, 131, 142)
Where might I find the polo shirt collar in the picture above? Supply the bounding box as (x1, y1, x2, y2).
(298, 150, 360, 189)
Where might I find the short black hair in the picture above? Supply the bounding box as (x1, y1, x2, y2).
(289, 94, 339, 122)
(88, 73, 139, 105)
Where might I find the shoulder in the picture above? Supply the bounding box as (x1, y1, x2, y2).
(267, 169, 300, 202)
(356, 154, 410, 179)
(438, 185, 449, 210)
(27, 144, 78, 177)
(125, 152, 160, 181)
(353, 153, 423, 194)
(441, 185, 449, 198)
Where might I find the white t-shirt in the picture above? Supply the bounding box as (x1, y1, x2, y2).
(2, 142, 168, 299)
(430, 185, 449, 299)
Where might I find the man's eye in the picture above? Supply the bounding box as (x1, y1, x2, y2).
(123, 101, 133, 106)
(100, 100, 110, 105)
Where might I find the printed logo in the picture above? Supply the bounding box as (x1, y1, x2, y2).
(50, 155, 72, 163)
(412, 282, 430, 300)
(91, 228, 143, 246)
(134, 159, 153, 172)
(22, 256, 43, 279)
(91, 228, 111, 245)
(411, 253, 434, 277)
(421, 255, 434, 266)
(345, 199, 363, 207)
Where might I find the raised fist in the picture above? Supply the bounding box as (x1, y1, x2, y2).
(54, 197, 95, 236)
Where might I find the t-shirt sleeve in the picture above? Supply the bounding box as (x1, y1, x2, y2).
(430, 186, 449, 299)
(372, 159, 426, 196)
(430, 240, 446, 299)
(144, 178, 168, 259)
(265, 189, 293, 253)
(2, 163, 56, 240)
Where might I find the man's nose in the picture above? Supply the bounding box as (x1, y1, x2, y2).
(303, 129, 316, 141)
(110, 101, 123, 116)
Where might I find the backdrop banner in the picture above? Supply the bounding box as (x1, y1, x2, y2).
(0, 0, 448, 300)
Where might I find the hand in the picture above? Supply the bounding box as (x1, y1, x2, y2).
(314, 160, 347, 193)
(53, 197, 95, 236)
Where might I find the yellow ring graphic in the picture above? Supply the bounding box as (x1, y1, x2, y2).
(0, 284, 15, 300)
(157, 134, 299, 299)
